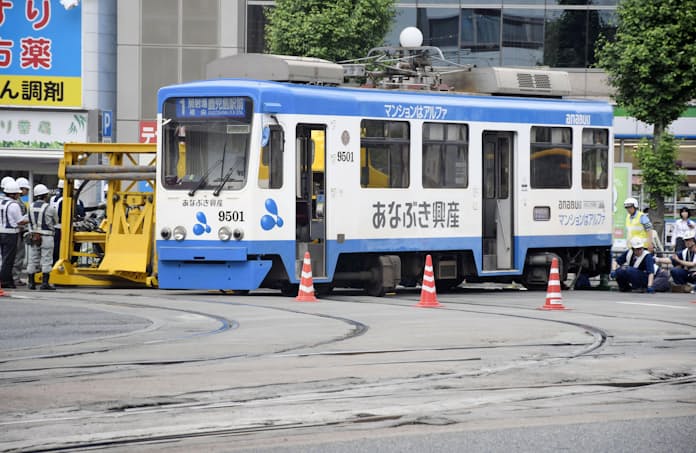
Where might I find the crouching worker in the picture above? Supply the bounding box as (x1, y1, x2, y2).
(26, 184, 59, 290)
(669, 230, 696, 293)
(610, 237, 656, 293)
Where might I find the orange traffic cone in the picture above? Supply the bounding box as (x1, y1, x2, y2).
(539, 257, 567, 310)
(296, 251, 318, 302)
(416, 254, 442, 308)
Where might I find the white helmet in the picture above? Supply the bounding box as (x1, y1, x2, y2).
(630, 236, 644, 249)
(16, 177, 30, 190)
(684, 230, 696, 241)
(34, 184, 50, 197)
(1, 176, 15, 190)
(624, 197, 639, 209)
(3, 180, 21, 194)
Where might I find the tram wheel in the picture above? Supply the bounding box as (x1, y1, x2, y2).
(365, 279, 385, 297)
(315, 284, 334, 296)
(280, 284, 299, 297)
(436, 279, 463, 293)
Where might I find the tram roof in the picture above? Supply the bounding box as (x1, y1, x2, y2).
(158, 79, 613, 127)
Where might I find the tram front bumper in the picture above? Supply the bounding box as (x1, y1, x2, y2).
(157, 246, 272, 290)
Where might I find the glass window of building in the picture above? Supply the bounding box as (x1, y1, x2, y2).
(501, 9, 544, 66)
(246, 4, 269, 53)
(384, 6, 418, 50)
(461, 9, 501, 52)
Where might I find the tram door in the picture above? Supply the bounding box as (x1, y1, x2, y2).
(296, 124, 327, 278)
(482, 131, 514, 271)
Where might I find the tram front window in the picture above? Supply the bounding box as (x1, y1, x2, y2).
(161, 96, 252, 193)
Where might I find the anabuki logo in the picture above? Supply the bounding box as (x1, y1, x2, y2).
(260, 198, 284, 231)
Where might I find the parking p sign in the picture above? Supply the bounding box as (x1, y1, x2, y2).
(102, 110, 113, 141)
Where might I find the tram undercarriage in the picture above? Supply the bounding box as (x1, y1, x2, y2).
(261, 246, 612, 296)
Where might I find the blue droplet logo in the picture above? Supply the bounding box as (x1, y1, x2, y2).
(265, 198, 279, 215)
(260, 215, 276, 231)
(260, 198, 284, 230)
(193, 211, 210, 236)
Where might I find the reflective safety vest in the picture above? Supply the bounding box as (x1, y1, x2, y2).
(625, 249, 647, 269)
(626, 210, 649, 243)
(0, 198, 20, 233)
(679, 248, 696, 264)
(50, 194, 62, 230)
(29, 200, 55, 235)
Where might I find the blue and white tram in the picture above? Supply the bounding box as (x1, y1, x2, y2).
(155, 79, 613, 294)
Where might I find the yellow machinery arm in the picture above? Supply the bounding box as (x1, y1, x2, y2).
(50, 143, 158, 287)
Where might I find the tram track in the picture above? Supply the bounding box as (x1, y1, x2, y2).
(0, 294, 368, 382)
(8, 373, 696, 453)
(1, 289, 694, 452)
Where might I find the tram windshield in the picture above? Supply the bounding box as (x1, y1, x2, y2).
(161, 96, 252, 193)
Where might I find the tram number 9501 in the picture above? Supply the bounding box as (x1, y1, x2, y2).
(218, 210, 245, 222)
(337, 151, 354, 162)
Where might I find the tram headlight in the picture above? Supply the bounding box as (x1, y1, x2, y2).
(233, 228, 244, 241)
(173, 225, 187, 241)
(160, 227, 172, 240)
(218, 226, 232, 241)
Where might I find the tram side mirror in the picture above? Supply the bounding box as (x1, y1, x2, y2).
(261, 126, 270, 147)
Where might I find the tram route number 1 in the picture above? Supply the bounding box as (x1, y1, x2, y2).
(219, 210, 245, 222)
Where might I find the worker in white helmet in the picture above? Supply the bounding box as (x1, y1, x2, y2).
(12, 177, 31, 286)
(1, 176, 15, 201)
(0, 180, 29, 288)
(610, 236, 656, 293)
(623, 197, 653, 253)
(26, 184, 59, 290)
(49, 179, 85, 265)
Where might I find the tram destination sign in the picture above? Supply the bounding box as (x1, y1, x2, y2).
(175, 97, 247, 119)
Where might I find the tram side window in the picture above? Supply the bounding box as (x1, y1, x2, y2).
(581, 128, 609, 189)
(530, 126, 572, 189)
(360, 120, 410, 188)
(422, 122, 468, 188)
(258, 126, 284, 189)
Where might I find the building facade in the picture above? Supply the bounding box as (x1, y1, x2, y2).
(0, 0, 115, 190)
(1, 0, 694, 193)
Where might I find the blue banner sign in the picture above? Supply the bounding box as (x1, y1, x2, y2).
(0, 0, 82, 107)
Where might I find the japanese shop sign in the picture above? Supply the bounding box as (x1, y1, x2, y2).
(0, 109, 88, 149)
(0, 0, 82, 107)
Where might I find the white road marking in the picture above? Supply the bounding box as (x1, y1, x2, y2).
(616, 301, 690, 309)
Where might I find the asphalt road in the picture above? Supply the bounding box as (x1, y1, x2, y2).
(0, 285, 695, 452)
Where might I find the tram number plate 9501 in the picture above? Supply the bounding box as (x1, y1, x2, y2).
(219, 210, 245, 222)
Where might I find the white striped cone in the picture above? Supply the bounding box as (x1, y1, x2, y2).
(296, 251, 318, 302)
(540, 257, 567, 310)
(416, 254, 442, 308)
